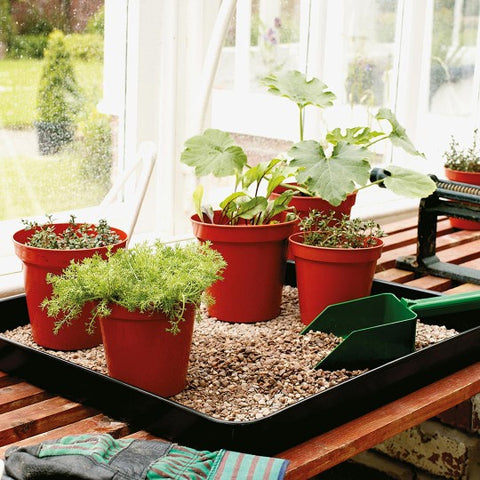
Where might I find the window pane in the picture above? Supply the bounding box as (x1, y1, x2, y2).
(343, 0, 398, 109)
(249, 0, 301, 90)
(214, 0, 301, 93)
(430, 0, 480, 116)
(0, 0, 116, 221)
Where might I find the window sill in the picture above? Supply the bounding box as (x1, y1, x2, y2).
(0, 272, 24, 299)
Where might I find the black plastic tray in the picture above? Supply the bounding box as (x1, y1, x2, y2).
(0, 277, 479, 456)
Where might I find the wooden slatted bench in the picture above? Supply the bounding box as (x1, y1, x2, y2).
(1, 214, 479, 479)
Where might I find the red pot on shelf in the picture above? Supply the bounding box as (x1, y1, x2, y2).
(99, 303, 195, 397)
(444, 168, 480, 230)
(270, 184, 357, 260)
(13, 224, 128, 351)
(191, 212, 296, 323)
(289, 232, 384, 326)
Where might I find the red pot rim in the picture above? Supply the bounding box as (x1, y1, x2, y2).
(444, 167, 480, 185)
(107, 303, 195, 322)
(191, 211, 297, 243)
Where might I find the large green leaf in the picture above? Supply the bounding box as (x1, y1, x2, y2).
(375, 109, 425, 157)
(262, 70, 336, 109)
(180, 129, 247, 177)
(327, 126, 384, 146)
(381, 165, 436, 198)
(289, 140, 371, 206)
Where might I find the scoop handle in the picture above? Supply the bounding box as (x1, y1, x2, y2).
(402, 291, 480, 317)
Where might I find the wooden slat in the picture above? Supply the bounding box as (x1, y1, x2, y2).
(377, 233, 480, 272)
(0, 397, 97, 446)
(374, 268, 415, 283)
(444, 283, 480, 294)
(381, 219, 453, 252)
(404, 275, 452, 292)
(0, 371, 19, 388)
(437, 238, 480, 265)
(0, 382, 51, 414)
(280, 362, 480, 479)
(0, 414, 129, 458)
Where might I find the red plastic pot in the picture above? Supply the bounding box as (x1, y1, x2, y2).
(290, 232, 384, 326)
(270, 184, 357, 259)
(13, 224, 128, 351)
(444, 168, 480, 230)
(99, 303, 195, 397)
(191, 212, 296, 323)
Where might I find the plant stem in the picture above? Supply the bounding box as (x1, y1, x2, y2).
(366, 134, 389, 148)
(355, 177, 385, 191)
(299, 105, 304, 141)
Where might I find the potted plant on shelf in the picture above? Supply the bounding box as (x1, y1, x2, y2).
(42, 241, 226, 397)
(13, 215, 128, 351)
(262, 70, 436, 218)
(289, 210, 385, 325)
(443, 130, 480, 230)
(36, 30, 81, 155)
(180, 128, 297, 323)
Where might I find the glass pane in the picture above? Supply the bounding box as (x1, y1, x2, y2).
(343, 0, 398, 109)
(430, 0, 480, 115)
(249, 0, 301, 90)
(214, 0, 301, 93)
(0, 0, 116, 221)
(320, 0, 399, 168)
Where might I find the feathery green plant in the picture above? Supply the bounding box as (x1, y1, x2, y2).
(42, 241, 226, 335)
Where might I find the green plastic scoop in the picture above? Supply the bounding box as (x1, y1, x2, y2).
(301, 290, 480, 371)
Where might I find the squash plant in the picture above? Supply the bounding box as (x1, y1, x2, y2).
(262, 70, 436, 206)
(181, 129, 295, 225)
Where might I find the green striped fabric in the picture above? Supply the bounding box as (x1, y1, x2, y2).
(147, 445, 216, 479)
(38, 434, 134, 464)
(211, 450, 289, 479)
(147, 445, 288, 480)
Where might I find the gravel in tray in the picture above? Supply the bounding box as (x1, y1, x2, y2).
(2, 286, 458, 422)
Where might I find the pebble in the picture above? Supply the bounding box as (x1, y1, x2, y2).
(2, 286, 458, 422)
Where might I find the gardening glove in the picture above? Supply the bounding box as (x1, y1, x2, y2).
(2, 433, 289, 480)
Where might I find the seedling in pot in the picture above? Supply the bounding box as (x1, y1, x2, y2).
(181, 129, 296, 225)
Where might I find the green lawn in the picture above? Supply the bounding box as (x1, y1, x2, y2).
(0, 58, 103, 128)
(0, 152, 108, 221)
(0, 58, 108, 220)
